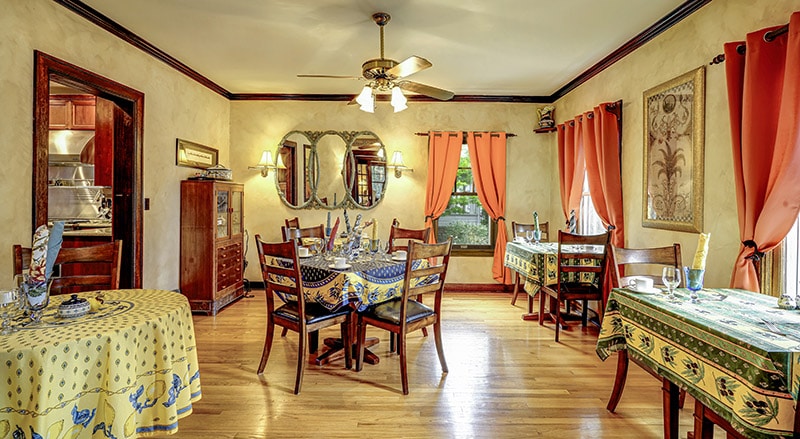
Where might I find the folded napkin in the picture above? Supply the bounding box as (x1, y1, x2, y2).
(28, 222, 65, 284)
(691, 233, 710, 270)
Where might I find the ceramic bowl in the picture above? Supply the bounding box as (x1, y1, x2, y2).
(58, 294, 90, 318)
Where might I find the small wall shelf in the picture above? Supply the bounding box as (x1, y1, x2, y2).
(533, 127, 557, 133)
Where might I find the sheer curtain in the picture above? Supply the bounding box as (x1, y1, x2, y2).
(466, 132, 511, 284)
(424, 132, 462, 240)
(725, 12, 800, 292)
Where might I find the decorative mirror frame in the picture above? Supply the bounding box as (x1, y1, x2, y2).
(274, 130, 387, 210)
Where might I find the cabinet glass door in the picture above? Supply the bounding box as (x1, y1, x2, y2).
(230, 189, 243, 237)
(216, 189, 229, 238)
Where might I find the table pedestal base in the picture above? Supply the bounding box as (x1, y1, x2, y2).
(315, 337, 380, 366)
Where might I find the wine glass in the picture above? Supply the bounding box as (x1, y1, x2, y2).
(0, 285, 20, 335)
(661, 266, 681, 302)
(525, 230, 535, 244)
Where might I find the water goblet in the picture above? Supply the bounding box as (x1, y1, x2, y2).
(661, 266, 681, 302)
(525, 230, 535, 244)
(0, 286, 20, 335)
(684, 267, 705, 304)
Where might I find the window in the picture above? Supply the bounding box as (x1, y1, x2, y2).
(768, 215, 800, 297)
(578, 173, 606, 235)
(434, 143, 496, 255)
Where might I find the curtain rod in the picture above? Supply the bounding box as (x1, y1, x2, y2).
(415, 132, 517, 137)
(709, 23, 788, 65)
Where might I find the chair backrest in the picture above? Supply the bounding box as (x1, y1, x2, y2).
(399, 238, 453, 318)
(50, 240, 122, 295)
(254, 235, 305, 319)
(511, 221, 550, 242)
(13, 245, 32, 277)
(281, 224, 325, 241)
(610, 244, 682, 288)
(285, 217, 300, 229)
(556, 230, 610, 289)
(388, 222, 431, 252)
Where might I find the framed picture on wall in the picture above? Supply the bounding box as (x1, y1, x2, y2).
(176, 139, 218, 169)
(642, 66, 705, 233)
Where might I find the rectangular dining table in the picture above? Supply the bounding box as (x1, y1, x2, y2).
(0, 289, 201, 438)
(504, 240, 603, 321)
(596, 287, 800, 439)
(270, 254, 433, 365)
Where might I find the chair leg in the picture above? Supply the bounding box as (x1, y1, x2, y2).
(294, 328, 307, 395)
(417, 294, 428, 338)
(341, 320, 352, 370)
(399, 329, 409, 395)
(511, 272, 520, 305)
(309, 330, 319, 354)
(555, 298, 562, 342)
(257, 320, 276, 374)
(281, 327, 288, 337)
(581, 299, 589, 327)
(538, 292, 546, 326)
(389, 332, 396, 353)
(433, 320, 448, 374)
(356, 316, 367, 372)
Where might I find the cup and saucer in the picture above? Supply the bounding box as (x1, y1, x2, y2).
(329, 257, 352, 270)
(297, 247, 312, 258)
(623, 276, 661, 294)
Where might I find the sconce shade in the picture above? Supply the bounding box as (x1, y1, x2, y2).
(250, 150, 279, 177)
(275, 153, 286, 170)
(387, 150, 413, 178)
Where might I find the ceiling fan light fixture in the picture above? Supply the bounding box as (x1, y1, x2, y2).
(390, 86, 408, 113)
(356, 85, 375, 113)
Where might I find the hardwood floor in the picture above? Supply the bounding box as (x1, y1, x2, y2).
(155, 290, 717, 438)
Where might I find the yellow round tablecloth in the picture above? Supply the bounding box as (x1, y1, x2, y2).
(0, 289, 201, 438)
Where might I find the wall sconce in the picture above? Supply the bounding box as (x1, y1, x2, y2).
(387, 151, 413, 178)
(248, 150, 286, 177)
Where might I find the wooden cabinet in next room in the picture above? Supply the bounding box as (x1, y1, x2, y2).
(180, 179, 244, 315)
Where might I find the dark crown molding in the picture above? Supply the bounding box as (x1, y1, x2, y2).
(54, 0, 711, 104)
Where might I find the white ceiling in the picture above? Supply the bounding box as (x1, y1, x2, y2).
(78, 0, 687, 97)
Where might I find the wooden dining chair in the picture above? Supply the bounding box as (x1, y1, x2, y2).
(284, 217, 300, 229)
(254, 235, 352, 394)
(387, 220, 432, 348)
(538, 230, 610, 342)
(281, 224, 325, 241)
(355, 238, 453, 395)
(50, 240, 122, 296)
(606, 243, 686, 413)
(509, 221, 550, 306)
(12, 245, 32, 277)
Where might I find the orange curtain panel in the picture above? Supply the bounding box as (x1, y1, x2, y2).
(557, 121, 585, 226)
(424, 132, 462, 237)
(466, 132, 511, 284)
(726, 12, 800, 292)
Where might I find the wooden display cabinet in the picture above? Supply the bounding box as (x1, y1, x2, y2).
(180, 180, 245, 315)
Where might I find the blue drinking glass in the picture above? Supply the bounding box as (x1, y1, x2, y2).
(684, 267, 705, 303)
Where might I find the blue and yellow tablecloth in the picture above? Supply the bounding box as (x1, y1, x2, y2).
(597, 287, 800, 439)
(0, 289, 201, 438)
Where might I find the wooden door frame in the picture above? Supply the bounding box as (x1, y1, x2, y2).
(33, 50, 144, 288)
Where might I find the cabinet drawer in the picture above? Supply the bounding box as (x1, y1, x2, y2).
(217, 264, 242, 291)
(216, 242, 242, 261)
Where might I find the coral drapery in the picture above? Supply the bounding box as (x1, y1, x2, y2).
(424, 132, 462, 238)
(557, 122, 585, 223)
(466, 132, 511, 284)
(726, 12, 800, 292)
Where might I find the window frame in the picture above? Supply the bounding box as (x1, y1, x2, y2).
(433, 143, 497, 257)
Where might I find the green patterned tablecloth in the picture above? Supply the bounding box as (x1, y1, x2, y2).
(0, 289, 201, 438)
(597, 287, 800, 439)
(504, 241, 602, 295)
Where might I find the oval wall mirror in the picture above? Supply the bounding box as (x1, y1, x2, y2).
(274, 130, 386, 210)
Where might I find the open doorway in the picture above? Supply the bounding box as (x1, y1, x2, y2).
(33, 51, 144, 288)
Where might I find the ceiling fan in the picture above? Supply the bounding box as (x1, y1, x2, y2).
(298, 12, 455, 112)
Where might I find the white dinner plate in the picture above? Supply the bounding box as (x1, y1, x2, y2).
(298, 254, 312, 258)
(391, 256, 407, 262)
(328, 263, 352, 270)
(625, 286, 661, 294)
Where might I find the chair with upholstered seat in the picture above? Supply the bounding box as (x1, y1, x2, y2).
(12, 245, 32, 278)
(509, 221, 550, 306)
(538, 230, 610, 342)
(606, 243, 685, 413)
(254, 235, 352, 394)
(50, 240, 123, 296)
(355, 238, 452, 395)
(386, 220, 432, 348)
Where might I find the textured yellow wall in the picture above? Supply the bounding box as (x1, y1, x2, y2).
(230, 101, 552, 283)
(0, 0, 230, 289)
(552, 0, 798, 288)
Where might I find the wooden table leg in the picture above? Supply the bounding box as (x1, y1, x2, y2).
(606, 350, 629, 412)
(662, 377, 680, 439)
(315, 336, 380, 365)
(522, 292, 542, 321)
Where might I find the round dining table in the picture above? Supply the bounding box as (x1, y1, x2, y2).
(0, 289, 201, 438)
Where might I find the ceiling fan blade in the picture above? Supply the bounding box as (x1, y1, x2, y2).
(398, 81, 455, 101)
(386, 56, 432, 79)
(297, 74, 362, 80)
